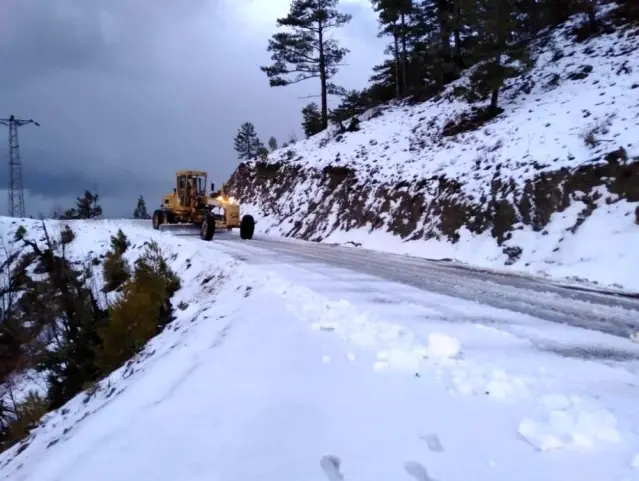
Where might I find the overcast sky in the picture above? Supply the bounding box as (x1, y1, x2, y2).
(0, 0, 385, 218)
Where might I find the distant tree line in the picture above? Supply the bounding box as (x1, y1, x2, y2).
(50, 191, 152, 221)
(230, 0, 633, 152)
(232, 122, 297, 161)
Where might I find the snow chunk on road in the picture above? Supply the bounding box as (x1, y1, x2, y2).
(270, 275, 533, 400)
(518, 394, 621, 451)
(374, 348, 424, 372)
(427, 332, 461, 359)
(451, 366, 528, 399)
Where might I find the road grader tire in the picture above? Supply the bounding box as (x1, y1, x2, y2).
(200, 214, 216, 241)
(152, 210, 165, 230)
(239, 214, 255, 240)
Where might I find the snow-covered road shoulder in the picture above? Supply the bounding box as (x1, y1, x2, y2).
(1, 219, 638, 481)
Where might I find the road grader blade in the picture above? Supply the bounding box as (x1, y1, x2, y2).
(158, 223, 201, 236)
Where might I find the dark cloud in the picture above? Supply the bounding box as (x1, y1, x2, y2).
(0, 0, 384, 218)
(0, 152, 154, 199)
(0, 0, 208, 88)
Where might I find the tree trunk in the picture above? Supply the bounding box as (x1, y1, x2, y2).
(490, 88, 499, 110)
(453, 0, 463, 66)
(491, 0, 504, 111)
(585, 0, 598, 30)
(393, 30, 400, 99)
(438, 0, 451, 59)
(526, 0, 540, 35)
(318, 21, 328, 130)
(400, 13, 408, 97)
(549, 0, 573, 25)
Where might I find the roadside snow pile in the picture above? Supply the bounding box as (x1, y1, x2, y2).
(519, 394, 621, 451)
(269, 273, 541, 403)
(228, 6, 639, 292)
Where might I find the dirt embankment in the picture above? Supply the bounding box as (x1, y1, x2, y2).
(227, 146, 638, 263)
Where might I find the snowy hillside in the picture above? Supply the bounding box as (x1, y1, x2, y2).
(1, 218, 639, 480)
(227, 6, 639, 292)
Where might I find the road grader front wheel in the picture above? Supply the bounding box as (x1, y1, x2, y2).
(200, 214, 216, 241)
(152, 210, 165, 230)
(239, 214, 255, 240)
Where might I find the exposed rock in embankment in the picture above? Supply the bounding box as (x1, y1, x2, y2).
(228, 148, 638, 256)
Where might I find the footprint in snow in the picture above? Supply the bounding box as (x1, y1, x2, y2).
(404, 461, 436, 481)
(420, 433, 444, 452)
(321, 455, 435, 481)
(320, 455, 344, 480)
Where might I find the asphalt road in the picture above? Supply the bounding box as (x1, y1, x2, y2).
(200, 232, 639, 341)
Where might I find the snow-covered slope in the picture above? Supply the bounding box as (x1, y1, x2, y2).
(227, 6, 639, 292)
(1, 218, 639, 480)
(0, 218, 207, 408)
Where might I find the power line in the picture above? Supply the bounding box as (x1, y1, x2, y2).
(0, 115, 40, 217)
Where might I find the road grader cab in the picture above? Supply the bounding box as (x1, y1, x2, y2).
(151, 170, 255, 241)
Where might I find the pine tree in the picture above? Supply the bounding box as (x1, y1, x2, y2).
(12, 223, 106, 409)
(367, 59, 401, 103)
(362, 0, 611, 114)
(133, 196, 150, 220)
(441, 0, 478, 66)
(580, 0, 599, 31)
(268, 136, 278, 151)
(63, 191, 102, 219)
(301, 102, 324, 137)
(0, 318, 24, 384)
(541, 0, 578, 26)
(408, 0, 468, 86)
(467, 0, 530, 110)
(330, 89, 370, 123)
(371, 0, 413, 98)
(368, 0, 455, 101)
(261, 0, 352, 130)
(257, 146, 270, 161)
(233, 122, 264, 160)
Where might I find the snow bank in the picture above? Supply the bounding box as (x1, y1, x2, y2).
(519, 394, 621, 451)
(0, 217, 241, 435)
(0, 217, 245, 471)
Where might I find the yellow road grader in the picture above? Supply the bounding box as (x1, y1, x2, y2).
(152, 170, 255, 240)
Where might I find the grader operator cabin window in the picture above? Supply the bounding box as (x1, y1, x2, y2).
(177, 175, 187, 206)
(196, 176, 206, 193)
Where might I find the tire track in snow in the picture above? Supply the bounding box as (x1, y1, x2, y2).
(208, 236, 639, 340)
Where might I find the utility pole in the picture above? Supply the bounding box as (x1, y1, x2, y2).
(0, 115, 40, 217)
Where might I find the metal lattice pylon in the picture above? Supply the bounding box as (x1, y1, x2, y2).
(0, 115, 40, 217)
